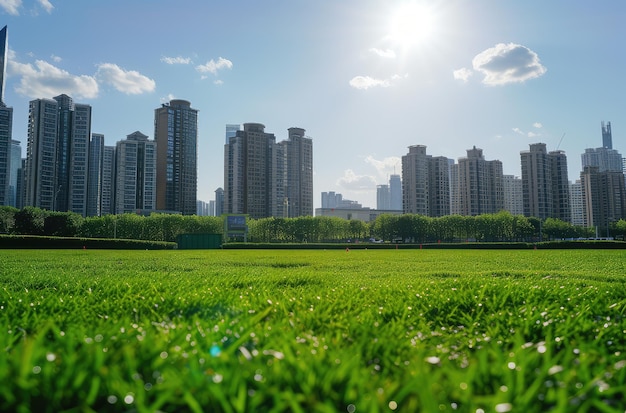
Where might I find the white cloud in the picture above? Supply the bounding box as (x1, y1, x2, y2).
(337, 169, 377, 191)
(533, 122, 543, 128)
(453, 67, 473, 82)
(161, 56, 192, 65)
(9, 59, 98, 99)
(37, 0, 52, 13)
(50, 54, 61, 63)
(365, 155, 401, 179)
(96, 63, 156, 95)
(349, 76, 390, 90)
(196, 57, 233, 75)
(369, 48, 396, 59)
(472, 43, 546, 85)
(214, 79, 223, 86)
(512, 127, 524, 136)
(0, 0, 21, 15)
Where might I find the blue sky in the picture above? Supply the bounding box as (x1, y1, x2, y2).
(2, 0, 625, 209)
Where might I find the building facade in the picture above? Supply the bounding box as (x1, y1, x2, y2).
(0, 25, 11, 206)
(100, 146, 115, 215)
(402, 145, 430, 215)
(224, 123, 312, 219)
(456, 146, 503, 216)
(114, 131, 156, 214)
(281, 127, 313, 217)
(389, 174, 402, 211)
(87, 133, 104, 216)
(24, 95, 91, 214)
(580, 166, 626, 233)
(155, 99, 198, 215)
(520, 143, 570, 221)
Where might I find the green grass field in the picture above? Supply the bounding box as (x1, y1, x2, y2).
(1, 249, 625, 412)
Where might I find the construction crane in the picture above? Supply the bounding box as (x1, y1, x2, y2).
(556, 132, 566, 150)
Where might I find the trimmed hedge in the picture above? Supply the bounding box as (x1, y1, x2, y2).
(222, 240, 626, 250)
(0, 235, 176, 250)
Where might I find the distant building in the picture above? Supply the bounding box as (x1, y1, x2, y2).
(569, 180, 585, 227)
(389, 174, 402, 211)
(224, 123, 312, 219)
(455, 146, 503, 216)
(196, 200, 210, 216)
(401, 145, 451, 217)
(0, 26, 12, 206)
(581, 166, 626, 233)
(520, 143, 570, 221)
(87, 133, 104, 216)
(602, 121, 612, 149)
(281, 127, 313, 217)
(320, 191, 362, 209)
(155, 99, 198, 215)
(581, 147, 623, 173)
(100, 145, 115, 215)
(225, 124, 240, 144)
(24, 94, 92, 215)
(214, 187, 224, 216)
(377, 184, 390, 210)
(8, 139, 20, 207)
(315, 206, 401, 222)
(114, 131, 156, 214)
(502, 175, 523, 215)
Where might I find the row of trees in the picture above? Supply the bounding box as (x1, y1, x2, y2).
(4, 206, 625, 244)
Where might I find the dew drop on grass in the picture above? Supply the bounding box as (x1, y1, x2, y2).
(107, 395, 117, 404)
(212, 373, 223, 383)
(388, 400, 398, 410)
(32, 366, 41, 374)
(347, 404, 356, 413)
(124, 394, 134, 404)
(426, 356, 440, 365)
(46, 352, 56, 362)
(495, 403, 513, 412)
(507, 362, 516, 370)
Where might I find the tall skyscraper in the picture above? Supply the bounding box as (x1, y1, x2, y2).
(100, 146, 115, 215)
(225, 124, 240, 144)
(155, 99, 198, 215)
(520, 143, 570, 221)
(581, 166, 626, 233)
(569, 180, 585, 227)
(87, 133, 105, 217)
(502, 175, 523, 215)
(602, 121, 612, 149)
(24, 95, 92, 214)
(377, 184, 390, 210)
(281, 127, 313, 217)
(456, 146, 503, 216)
(8, 139, 20, 207)
(402, 145, 451, 216)
(389, 174, 402, 211)
(224, 123, 313, 219)
(402, 145, 430, 215)
(214, 187, 224, 216)
(115, 131, 156, 214)
(224, 123, 278, 219)
(0, 26, 11, 206)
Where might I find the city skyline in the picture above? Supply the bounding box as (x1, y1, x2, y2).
(1, 1, 625, 209)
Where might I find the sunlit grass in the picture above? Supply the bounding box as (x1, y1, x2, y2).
(1, 249, 625, 412)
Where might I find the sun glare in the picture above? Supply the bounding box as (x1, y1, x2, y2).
(388, 2, 437, 50)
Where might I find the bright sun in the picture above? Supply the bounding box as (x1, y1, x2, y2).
(388, 2, 437, 50)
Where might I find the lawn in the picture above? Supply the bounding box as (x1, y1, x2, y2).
(1, 249, 625, 412)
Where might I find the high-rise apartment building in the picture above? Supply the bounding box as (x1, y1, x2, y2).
(569, 180, 585, 227)
(100, 146, 115, 215)
(581, 147, 623, 173)
(0, 25, 11, 207)
(389, 174, 402, 211)
(24, 94, 92, 215)
(214, 187, 224, 216)
(8, 139, 20, 207)
(402, 145, 430, 215)
(155, 99, 198, 215)
(224, 123, 312, 219)
(114, 131, 156, 214)
(87, 133, 105, 217)
(377, 184, 390, 210)
(281, 127, 313, 217)
(224, 123, 277, 219)
(456, 146, 503, 216)
(520, 143, 570, 221)
(581, 166, 626, 233)
(402, 145, 451, 216)
(502, 175, 523, 215)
